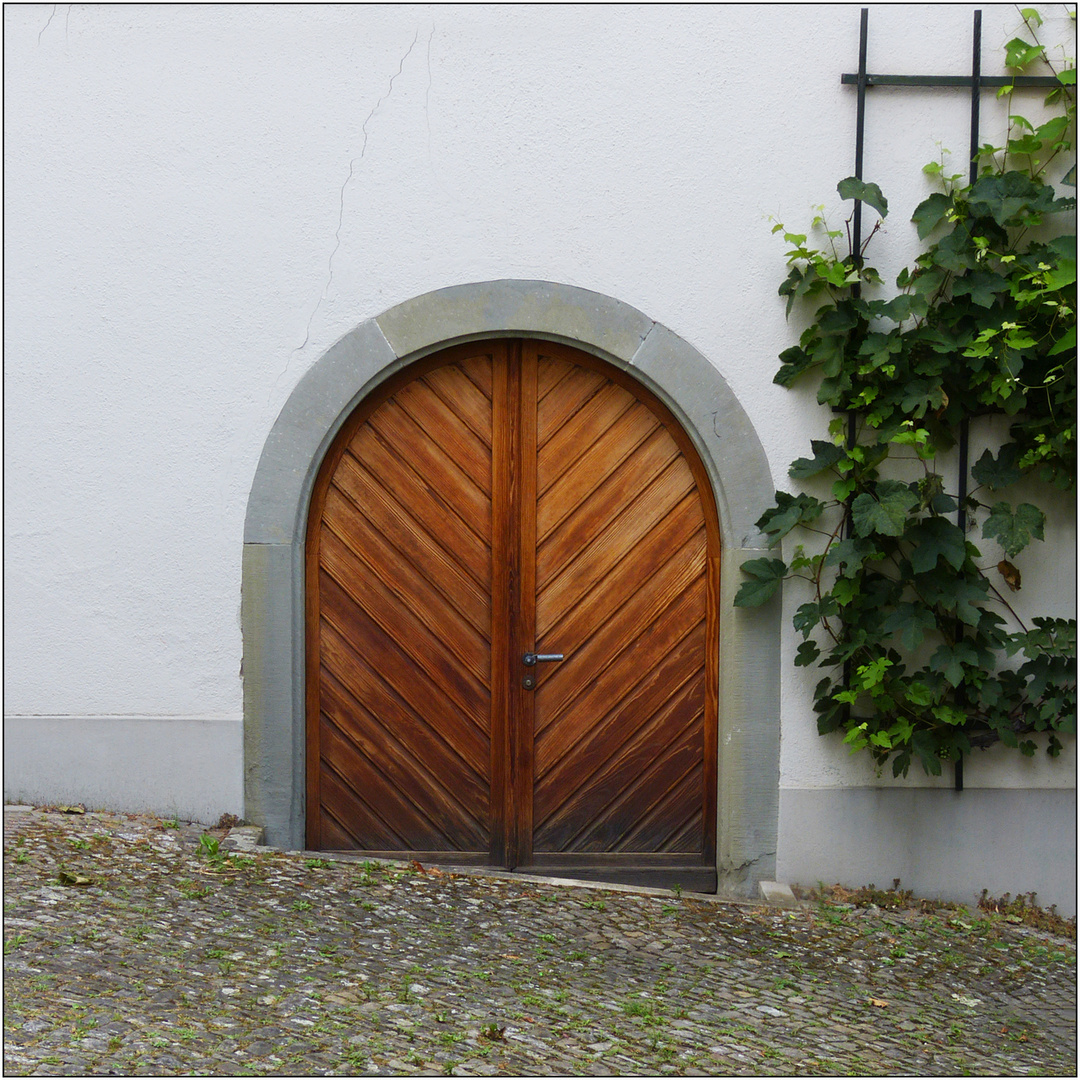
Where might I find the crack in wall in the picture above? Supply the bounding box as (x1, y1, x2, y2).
(37, 4, 59, 45)
(286, 28, 422, 374)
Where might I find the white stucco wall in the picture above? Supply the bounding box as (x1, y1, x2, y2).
(5, 5, 1075, 891)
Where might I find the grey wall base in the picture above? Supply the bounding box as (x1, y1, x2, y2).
(4, 715, 243, 825)
(777, 786, 1077, 916)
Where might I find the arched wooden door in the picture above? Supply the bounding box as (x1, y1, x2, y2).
(306, 339, 720, 890)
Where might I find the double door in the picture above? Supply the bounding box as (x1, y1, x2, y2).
(306, 339, 719, 890)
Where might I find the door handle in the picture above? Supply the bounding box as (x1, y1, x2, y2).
(523, 653, 564, 666)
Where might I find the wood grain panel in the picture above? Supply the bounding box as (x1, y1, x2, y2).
(320, 672, 486, 848)
(321, 508, 489, 685)
(308, 340, 719, 885)
(536, 401, 658, 541)
(540, 495, 706, 658)
(536, 364, 606, 440)
(537, 426, 683, 580)
(536, 457, 700, 636)
(338, 430, 490, 596)
(394, 377, 492, 493)
(536, 381, 634, 494)
(308, 353, 496, 856)
(319, 619, 489, 823)
(534, 671, 703, 848)
(367, 400, 490, 535)
(534, 534, 706, 729)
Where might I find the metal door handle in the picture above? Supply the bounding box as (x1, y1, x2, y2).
(523, 652, 564, 666)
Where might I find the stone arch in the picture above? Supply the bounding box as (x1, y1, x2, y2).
(243, 280, 780, 895)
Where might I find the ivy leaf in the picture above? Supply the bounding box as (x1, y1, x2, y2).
(774, 346, 814, 386)
(971, 445, 1024, 490)
(755, 492, 826, 546)
(851, 480, 919, 538)
(982, 502, 1045, 557)
(930, 640, 981, 687)
(952, 271, 1010, 309)
(905, 517, 968, 574)
(911, 192, 953, 239)
(795, 640, 821, 667)
(789, 440, 846, 479)
(837, 177, 889, 219)
(824, 537, 877, 577)
(882, 604, 938, 650)
(734, 558, 787, 607)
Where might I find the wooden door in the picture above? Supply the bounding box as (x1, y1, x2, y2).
(307, 340, 719, 889)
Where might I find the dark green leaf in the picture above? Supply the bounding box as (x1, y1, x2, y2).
(930, 640, 981, 687)
(795, 640, 821, 667)
(837, 177, 888, 219)
(881, 604, 938, 650)
(850, 480, 919, 538)
(982, 502, 1046, 557)
(734, 558, 787, 607)
(789, 440, 846, 479)
(952, 271, 1010, 309)
(971, 445, 1025, 490)
(911, 193, 953, 239)
(756, 492, 827, 545)
(774, 346, 815, 387)
(905, 517, 969, 574)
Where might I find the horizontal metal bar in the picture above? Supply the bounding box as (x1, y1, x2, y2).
(842, 73, 1059, 88)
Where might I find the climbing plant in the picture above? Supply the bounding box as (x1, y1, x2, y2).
(736, 10, 1077, 777)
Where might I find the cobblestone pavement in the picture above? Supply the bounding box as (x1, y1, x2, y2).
(4, 806, 1076, 1076)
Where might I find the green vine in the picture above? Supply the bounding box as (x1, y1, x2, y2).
(737, 9, 1077, 777)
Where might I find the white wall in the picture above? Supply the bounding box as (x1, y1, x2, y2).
(5, 6, 1074, 817)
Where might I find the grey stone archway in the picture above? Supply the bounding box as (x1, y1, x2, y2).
(243, 280, 780, 897)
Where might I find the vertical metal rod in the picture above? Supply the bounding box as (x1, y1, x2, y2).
(841, 8, 870, 712)
(954, 10, 981, 794)
(968, 9, 982, 185)
(847, 7, 869, 471)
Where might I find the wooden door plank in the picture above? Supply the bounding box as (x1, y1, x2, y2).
(536, 364, 607, 439)
(321, 513, 490, 684)
(368, 400, 491, 533)
(536, 356, 575, 401)
(573, 732, 701, 854)
(320, 716, 467, 850)
(534, 535, 706, 728)
(321, 671, 488, 848)
(535, 614, 705, 790)
(540, 496, 705, 655)
(537, 381, 636, 494)
(395, 377, 492, 492)
(536, 458, 699, 636)
(537, 428, 686, 591)
(319, 619, 490, 822)
(423, 364, 494, 448)
(342, 427, 491, 588)
(536, 402, 659, 542)
(319, 525, 491, 723)
(533, 671, 703, 847)
(328, 455, 490, 632)
(611, 756, 704, 853)
(513, 342, 540, 867)
(488, 349, 513, 867)
(319, 766, 411, 850)
(320, 577, 490, 777)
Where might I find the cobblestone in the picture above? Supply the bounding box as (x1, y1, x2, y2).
(3, 806, 1076, 1075)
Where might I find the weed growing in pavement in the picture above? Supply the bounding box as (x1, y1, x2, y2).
(305, 858, 332, 869)
(979, 890, 1076, 939)
(4, 934, 27, 953)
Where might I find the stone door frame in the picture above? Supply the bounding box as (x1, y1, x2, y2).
(242, 279, 781, 896)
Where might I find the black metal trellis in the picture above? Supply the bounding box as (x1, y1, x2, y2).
(841, 9, 1059, 791)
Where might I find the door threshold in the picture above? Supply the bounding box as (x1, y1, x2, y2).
(318, 850, 717, 894)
